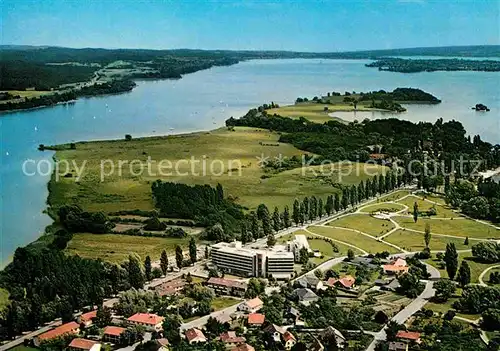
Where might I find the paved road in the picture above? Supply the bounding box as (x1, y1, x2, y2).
(180, 302, 241, 332)
(366, 261, 440, 351)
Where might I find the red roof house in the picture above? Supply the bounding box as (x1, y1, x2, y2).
(326, 275, 356, 289)
(69, 338, 100, 351)
(127, 313, 164, 331)
(219, 331, 246, 345)
(78, 310, 97, 326)
(34, 322, 80, 346)
(231, 344, 255, 351)
(103, 326, 126, 343)
(185, 328, 207, 344)
(396, 330, 421, 343)
(247, 313, 265, 326)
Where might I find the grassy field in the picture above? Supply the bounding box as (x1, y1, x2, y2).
(327, 214, 395, 237)
(0, 90, 52, 103)
(396, 195, 457, 218)
(0, 288, 9, 311)
(392, 217, 500, 239)
(49, 127, 387, 213)
(360, 202, 406, 213)
(485, 267, 500, 286)
(425, 298, 480, 321)
(384, 229, 470, 252)
(212, 296, 241, 311)
(8, 346, 39, 351)
(66, 233, 197, 263)
(307, 225, 400, 254)
(377, 190, 411, 202)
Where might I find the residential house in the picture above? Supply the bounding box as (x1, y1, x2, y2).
(264, 324, 285, 342)
(34, 322, 80, 346)
(247, 313, 265, 327)
(383, 258, 409, 275)
(127, 313, 164, 332)
(102, 326, 126, 343)
(319, 326, 346, 349)
(231, 344, 255, 351)
(381, 279, 401, 292)
(185, 328, 207, 344)
(293, 288, 319, 305)
(295, 275, 323, 291)
(238, 297, 263, 313)
(152, 279, 187, 296)
(282, 331, 296, 350)
(326, 275, 356, 290)
(285, 306, 301, 325)
(219, 331, 246, 349)
(154, 338, 170, 351)
(388, 341, 408, 351)
(78, 310, 97, 327)
(207, 277, 248, 297)
(68, 338, 101, 351)
(396, 331, 421, 344)
(349, 256, 383, 269)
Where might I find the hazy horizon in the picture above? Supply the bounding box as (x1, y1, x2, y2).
(3, 0, 499, 52)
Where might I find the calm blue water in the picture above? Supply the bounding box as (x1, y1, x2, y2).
(1, 59, 499, 265)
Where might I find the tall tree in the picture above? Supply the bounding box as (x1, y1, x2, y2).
(205, 246, 209, 259)
(257, 204, 270, 221)
(302, 197, 310, 221)
(144, 255, 152, 281)
(334, 193, 341, 212)
(240, 222, 251, 244)
(292, 200, 300, 226)
(160, 250, 168, 276)
(189, 237, 197, 264)
(299, 202, 305, 225)
(216, 183, 224, 203)
(175, 245, 184, 269)
(413, 202, 419, 223)
(250, 212, 261, 238)
(309, 196, 317, 221)
(261, 206, 273, 236)
(128, 254, 145, 289)
(272, 206, 281, 232)
(379, 175, 386, 194)
(325, 195, 333, 216)
(94, 306, 112, 328)
(357, 182, 364, 202)
(457, 260, 471, 287)
(444, 243, 459, 280)
(424, 223, 432, 248)
(341, 188, 349, 210)
(283, 205, 291, 228)
(318, 198, 324, 218)
(350, 185, 357, 207)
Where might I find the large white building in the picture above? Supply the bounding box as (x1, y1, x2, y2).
(211, 241, 294, 279)
(287, 234, 311, 261)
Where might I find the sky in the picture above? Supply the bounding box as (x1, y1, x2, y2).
(2, 0, 499, 51)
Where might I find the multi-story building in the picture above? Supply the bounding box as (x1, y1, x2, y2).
(206, 277, 248, 297)
(127, 313, 164, 332)
(211, 242, 294, 279)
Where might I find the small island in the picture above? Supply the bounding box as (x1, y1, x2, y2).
(472, 103, 490, 111)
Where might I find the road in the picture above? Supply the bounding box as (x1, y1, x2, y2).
(180, 302, 241, 332)
(366, 261, 440, 351)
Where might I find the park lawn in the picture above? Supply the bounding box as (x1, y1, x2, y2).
(359, 202, 406, 213)
(425, 298, 480, 321)
(396, 195, 457, 218)
(307, 225, 400, 254)
(384, 229, 470, 252)
(0, 288, 9, 311)
(425, 253, 498, 283)
(392, 216, 500, 239)
(378, 190, 411, 202)
(9, 346, 39, 351)
(485, 267, 500, 286)
(66, 233, 196, 263)
(279, 231, 356, 259)
(212, 296, 241, 311)
(327, 214, 395, 237)
(49, 127, 385, 214)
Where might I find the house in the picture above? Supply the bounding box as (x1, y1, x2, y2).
(102, 326, 126, 343)
(295, 275, 323, 291)
(264, 324, 285, 342)
(319, 326, 346, 349)
(382, 279, 401, 292)
(154, 338, 170, 351)
(127, 313, 164, 331)
(396, 330, 421, 344)
(207, 277, 248, 297)
(282, 331, 296, 350)
(326, 275, 356, 289)
(383, 258, 409, 275)
(350, 257, 382, 269)
(247, 313, 265, 327)
(285, 306, 301, 324)
(293, 288, 319, 305)
(238, 297, 263, 313)
(68, 338, 101, 351)
(231, 344, 255, 351)
(152, 279, 187, 296)
(219, 331, 246, 348)
(78, 310, 97, 327)
(34, 322, 80, 346)
(185, 328, 207, 344)
(388, 341, 408, 351)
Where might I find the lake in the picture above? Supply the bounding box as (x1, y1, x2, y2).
(1, 58, 499, 265)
